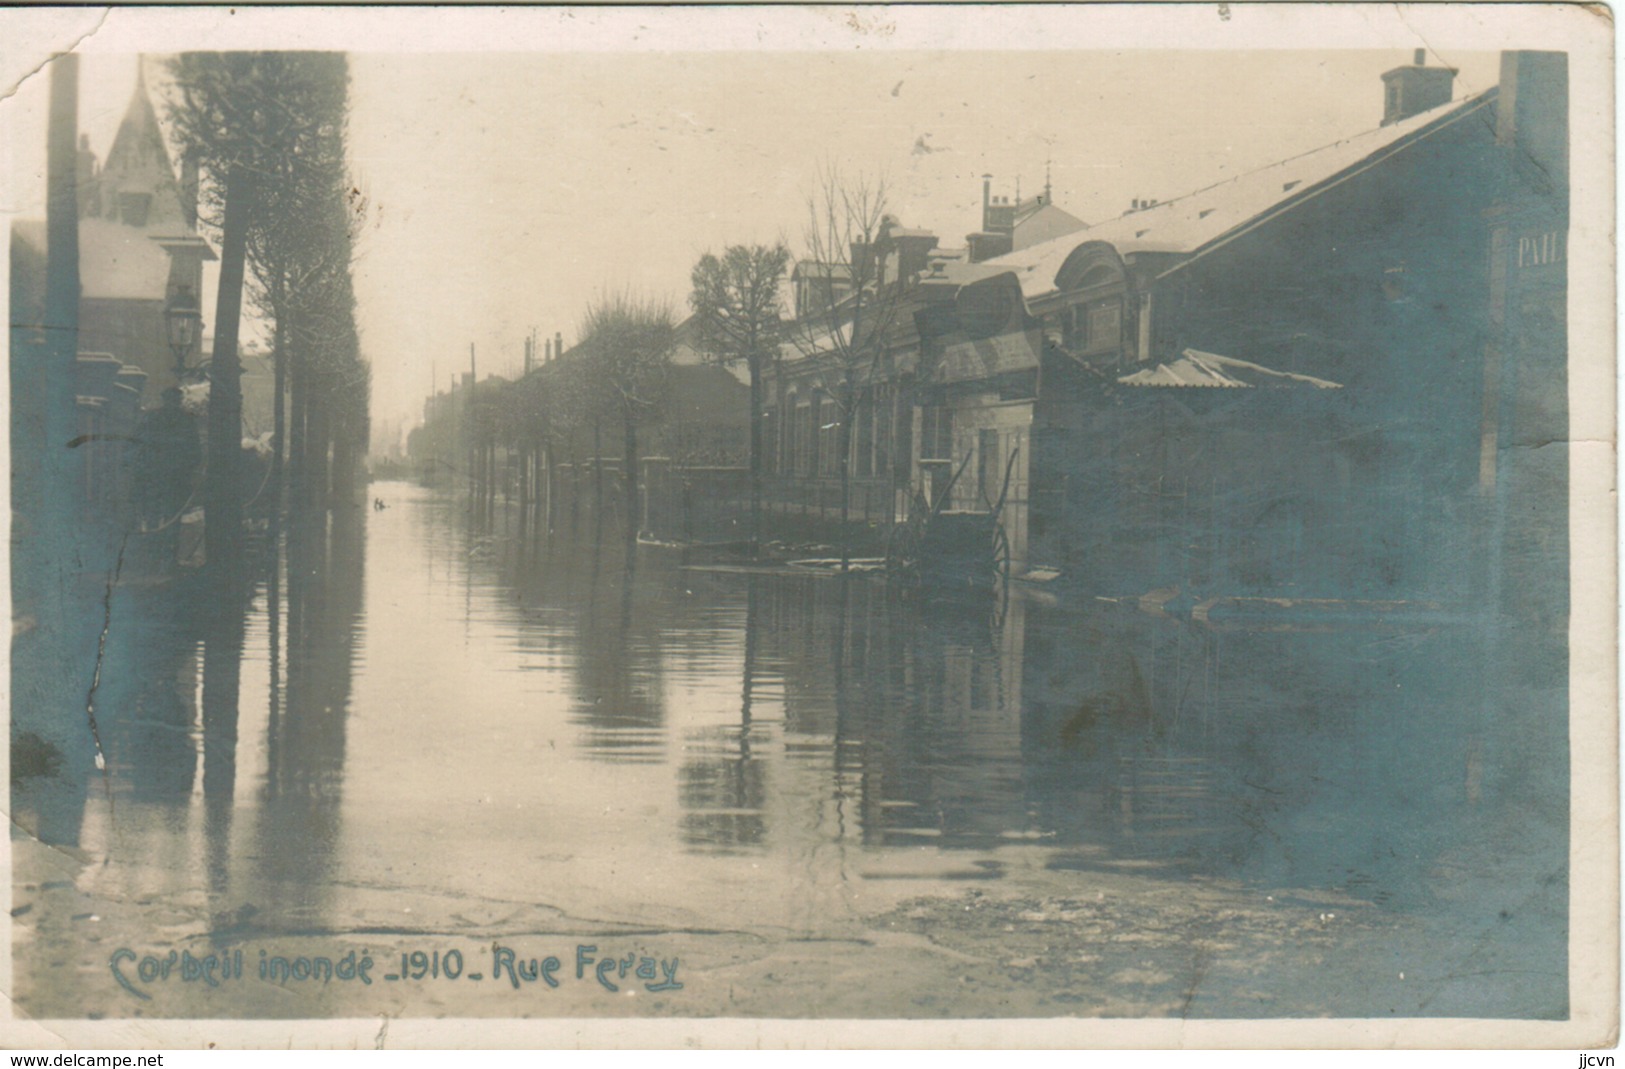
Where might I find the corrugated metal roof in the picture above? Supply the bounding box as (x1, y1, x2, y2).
(977, 89, 1496, 301)
(1117, 349, 1343, 389)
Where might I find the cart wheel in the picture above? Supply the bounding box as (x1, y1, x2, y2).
(992, 523, 1012, 581)
(990, 522, 1012, 629)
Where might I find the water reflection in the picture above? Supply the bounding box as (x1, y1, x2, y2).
(12, 481, 1565, 1018)
(680, 577, 766, 852)
(249, 505, 366, 925)
(464, 519, 1543, 899)
(201, 598, 244, 894)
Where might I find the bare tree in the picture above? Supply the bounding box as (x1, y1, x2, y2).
(578, 294, 677, 543)
(237, 52, 355, 524)
(788, 168, 910, 566)
(169, 51, 365, 547)
(689, 243, 790, 554)
(166, 52, 266, 590)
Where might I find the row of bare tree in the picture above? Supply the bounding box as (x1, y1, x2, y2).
(165, 52, 370, 587)
(421, 170, 908, 559)
(693, 170, 907, 556)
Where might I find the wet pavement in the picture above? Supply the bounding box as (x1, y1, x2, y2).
(10, 481, 1568, 1021)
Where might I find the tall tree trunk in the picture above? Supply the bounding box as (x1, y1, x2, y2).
(266, 294, 286, 780)
(623, 410, 639, 544)
(331, 426, 354, 510)
(517, 438, 529, 537)
(838, 379, 854, 571)
(747, 359, 763, 556)
(288, 334, 307, 521)
(206, 164, 252, 594)
(270, 295, 288, 536)
(593, 419, 604, 518)
(486, 440, 497, 524)
(307, 384, 332, 513)
(545, 440, 557, 534)
(539, 444, 548, 529)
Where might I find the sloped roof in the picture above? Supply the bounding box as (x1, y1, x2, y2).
(670, 333, 752, 386)
(978, 89, 1497, 301)
(929, 328, 1043, 385)
(1012, 202, 1087, 251)
(1117, 349, 1343, 389)
(12, 218, 181, 301)
(94, 63, 191, 233)
(792, 260, 852, 281)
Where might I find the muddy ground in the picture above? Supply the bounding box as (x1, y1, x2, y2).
(8, 817, 1565, 1040)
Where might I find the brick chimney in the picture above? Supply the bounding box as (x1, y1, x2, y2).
(969, 175, 1015, 263)
(1381, 48, 1456, 126)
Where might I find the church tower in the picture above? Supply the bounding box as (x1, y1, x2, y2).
(81, 58, 191, 231)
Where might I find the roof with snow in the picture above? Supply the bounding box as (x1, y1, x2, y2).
(12, 219, 204, 302)
(949, 88, 1496, 301)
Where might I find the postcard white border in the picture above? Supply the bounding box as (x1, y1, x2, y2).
(0, 2, 1615, 1050)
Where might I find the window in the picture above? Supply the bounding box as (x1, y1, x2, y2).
(817, 396, 837, 477)
(790, 399, 810, 476)
(1082, 300, 1122, 355)
(873, 387, 892, 481)
(119, 192, 152, 227)
(920, 405, 954, 461)
(801, 402, 817, 476)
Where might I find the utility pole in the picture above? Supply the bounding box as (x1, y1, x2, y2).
(20, 52, 87, 770)
(42, 52, 81, 542)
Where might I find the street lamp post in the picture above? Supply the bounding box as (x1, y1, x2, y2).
(165, 284, 203, 379)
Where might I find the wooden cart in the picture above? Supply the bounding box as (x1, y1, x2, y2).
(886, 446, 1017, 595)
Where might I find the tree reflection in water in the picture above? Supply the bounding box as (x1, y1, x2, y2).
(11, 484, 1564, 1020)
(249, 504, 366, 926)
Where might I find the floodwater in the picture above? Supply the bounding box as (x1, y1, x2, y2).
(11, 481, 1568, 1022)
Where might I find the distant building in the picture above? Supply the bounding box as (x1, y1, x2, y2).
(967, 173, 1088, 263)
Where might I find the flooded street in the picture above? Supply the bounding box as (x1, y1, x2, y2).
(12, 481, 1567, 1021)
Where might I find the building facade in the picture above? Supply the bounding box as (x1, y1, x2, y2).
(757, 50, 1566, 608)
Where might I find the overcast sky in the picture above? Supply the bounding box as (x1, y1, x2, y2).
(0, 8, 1535, 449)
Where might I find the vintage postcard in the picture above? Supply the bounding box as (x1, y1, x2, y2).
(1, 3, 1615, 1050)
